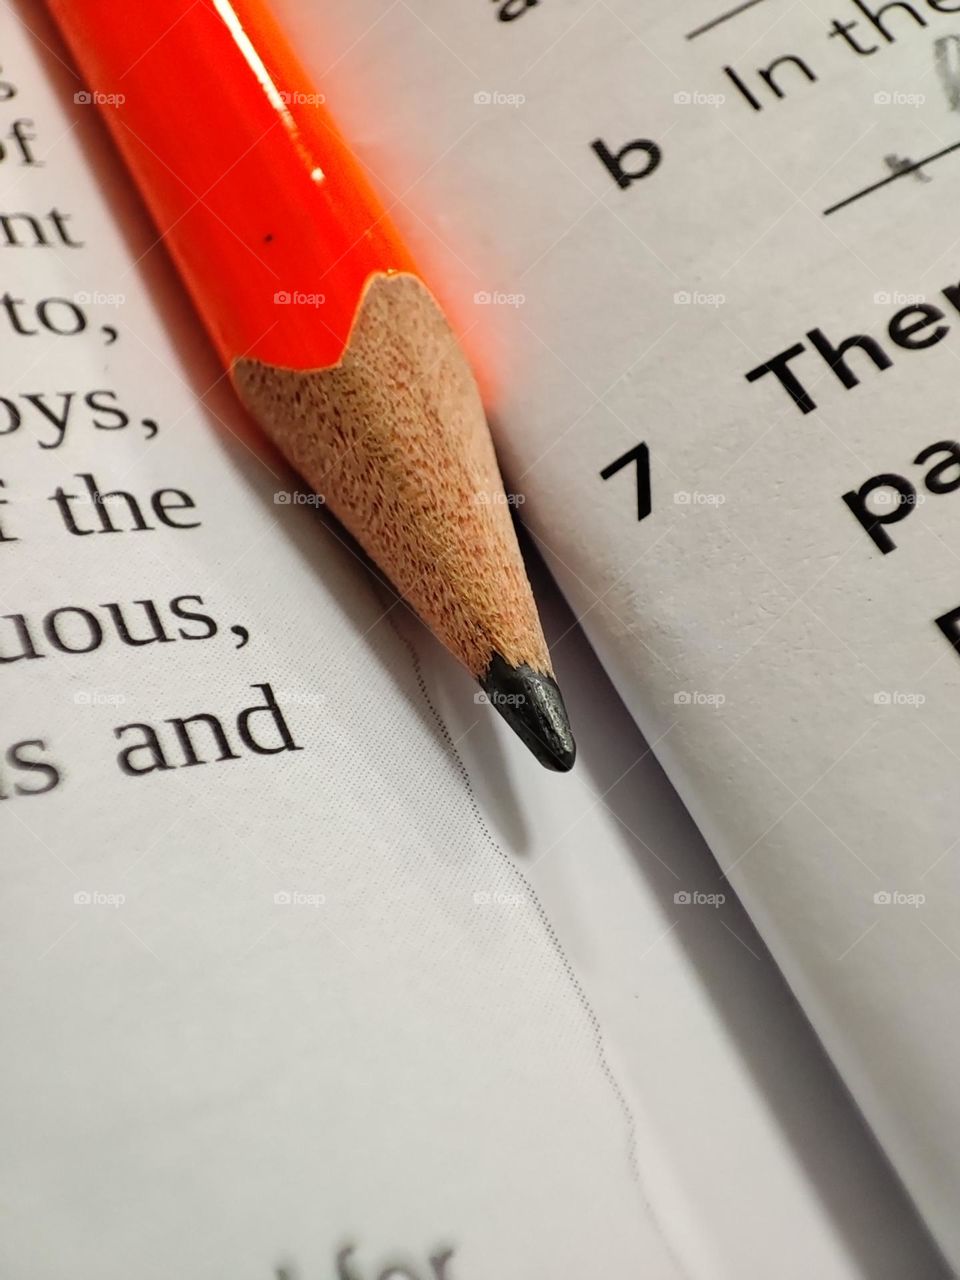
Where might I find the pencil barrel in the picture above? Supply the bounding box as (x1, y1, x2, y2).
(46, 0, 417, 369)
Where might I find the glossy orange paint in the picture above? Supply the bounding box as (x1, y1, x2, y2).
(47, 0, 418, 369)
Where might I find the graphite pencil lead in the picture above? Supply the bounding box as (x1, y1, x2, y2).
(480, 653, 577, 773)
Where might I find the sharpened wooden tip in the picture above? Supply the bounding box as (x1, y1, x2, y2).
(232, 271, 575, 768)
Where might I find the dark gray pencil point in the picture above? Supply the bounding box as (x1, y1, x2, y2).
(480, 653, 577, 773)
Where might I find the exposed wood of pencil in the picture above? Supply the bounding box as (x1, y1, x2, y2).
(232, 272, 552, 681)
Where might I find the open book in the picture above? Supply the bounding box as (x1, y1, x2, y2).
(2, 0, 957, 1275)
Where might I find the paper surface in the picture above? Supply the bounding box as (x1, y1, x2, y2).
(0, 12, 680, 1277)
(0, 2, 953, 1277)
(284, 0, 960, 1266)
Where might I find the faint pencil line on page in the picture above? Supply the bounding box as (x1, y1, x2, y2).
(685, 0, 768, 41)
(824, 138, 960, 215)
(389, 614, 646, 1170)
(388, 614, 694, 1280)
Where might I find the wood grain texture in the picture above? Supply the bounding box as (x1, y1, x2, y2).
(233, 271, 552, 679)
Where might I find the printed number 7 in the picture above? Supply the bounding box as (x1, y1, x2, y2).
(600, 443, 651, 522)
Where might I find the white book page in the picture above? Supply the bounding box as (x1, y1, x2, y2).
(0, 3, 950, 1279)
(281, 0, 960, 1268)
(0, 10, 681, 1278)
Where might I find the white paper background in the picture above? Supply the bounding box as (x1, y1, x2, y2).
(271, 0, 960, 1267)
(0, 2, 953, 1277)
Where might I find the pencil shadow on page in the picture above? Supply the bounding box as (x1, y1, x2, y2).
(19, 5, 529, 832)
(523, 537, 950, 1279)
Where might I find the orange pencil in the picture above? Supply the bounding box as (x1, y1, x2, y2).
(45, 0, 576, 771)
